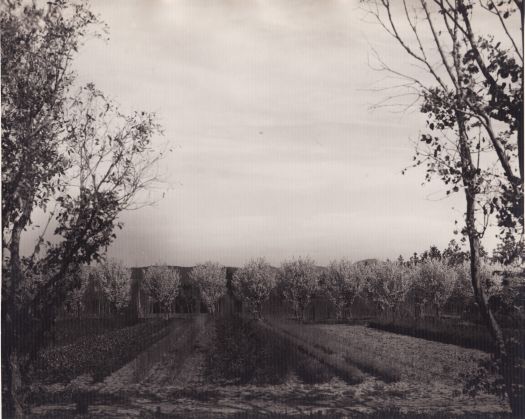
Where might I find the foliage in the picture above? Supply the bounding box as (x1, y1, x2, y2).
(1, 0, 164, 415)
(143, 265, 180, 314)
(190, 262, 226, 314)
(321, 259, 364, 320)
(32, 320, 171, 383)
(205, 315, 291, 384)
(410, 260, 458, 317)
(52, 317, 134, 347)
(364, 1, 523, 411)
(231, 258, 276, 318)
(277, 257, 319, 320)
(205, 315, 334, 385)
(365, 261, 413, 317)
(93, 259, 131, 312)
(62, 266, 92, 317)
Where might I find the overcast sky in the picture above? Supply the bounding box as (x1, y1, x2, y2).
(68, 0, 496, 267)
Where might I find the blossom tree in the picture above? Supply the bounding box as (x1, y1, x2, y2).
(143, 265, 180, 316)
(410, 259, 458, 318)
(321, 259, 365, 320)
(232, 258, 276, 318)
(94, 259, 131, 312)
(190, 262, 226, 314)
(365, 261, 413, 319)
(278, 257, 319, 321)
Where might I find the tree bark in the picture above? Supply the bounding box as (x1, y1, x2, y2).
(457, 110, 521, 415)
(2, 345, 24, 418)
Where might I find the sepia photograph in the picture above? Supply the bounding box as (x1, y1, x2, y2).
(1, 0, 524, 417)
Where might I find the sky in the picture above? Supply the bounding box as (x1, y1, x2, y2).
(66, 0, 499, 267)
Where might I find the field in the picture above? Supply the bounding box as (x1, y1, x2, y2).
(26, 313, 511, 418)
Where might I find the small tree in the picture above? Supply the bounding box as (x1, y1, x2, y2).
(410, 259, 458, 318)
(62, 266, 92, 318)
(190, 262, 226, 314)
(143, 265, 180, 316)
(94, 259, 131, 313)
(278, 257, 319, 321)
(232, 258, 276, 318)
(366, 261, 412, 319)
(321, 259, 364, 320)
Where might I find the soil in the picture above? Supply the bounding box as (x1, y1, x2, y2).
(29, 315, 509, 418)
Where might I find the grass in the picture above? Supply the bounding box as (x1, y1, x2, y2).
(32, 319, 172, 384)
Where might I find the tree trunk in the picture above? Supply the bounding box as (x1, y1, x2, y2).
(457, 108, 521, 414)
(2, 348, 24, 419)
(465, 190, 523, 414)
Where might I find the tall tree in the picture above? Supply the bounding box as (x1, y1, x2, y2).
(364, 0, 523, 413)
(1, 1, 164, 416)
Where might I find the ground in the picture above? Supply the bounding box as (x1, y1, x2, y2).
(28, 315, 509, 418)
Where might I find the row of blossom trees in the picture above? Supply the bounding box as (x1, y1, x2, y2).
(64, 252, 515, 322)
(276, 256, 508, 323)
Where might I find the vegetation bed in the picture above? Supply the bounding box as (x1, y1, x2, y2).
(310, 323, 491, 384)
(267, 318, 401, 383)
(33, 319, 172, 384)
(368, 318, 496, 352)
(52, 317, 135, 347)
(205, 315, 336, 385)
